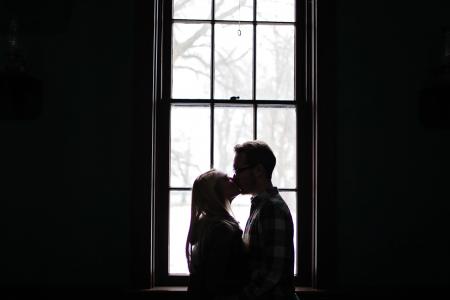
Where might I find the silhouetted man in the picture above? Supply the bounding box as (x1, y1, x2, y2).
(232, 140, 298, 300)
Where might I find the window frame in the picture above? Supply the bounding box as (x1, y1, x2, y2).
(129, 0, 338, 290)
(159, 0, 310, 286)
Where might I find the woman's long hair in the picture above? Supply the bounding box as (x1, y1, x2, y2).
(185, 169, 237, 272)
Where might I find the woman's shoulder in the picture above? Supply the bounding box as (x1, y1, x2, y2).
(198, 218, 241, 244)
(211, 218, 241, 234)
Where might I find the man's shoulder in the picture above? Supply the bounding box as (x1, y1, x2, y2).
(266, 192, 288, 208)
(260, 193, 292, 217)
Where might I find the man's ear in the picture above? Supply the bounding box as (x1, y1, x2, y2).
(253, 164, 266, 178)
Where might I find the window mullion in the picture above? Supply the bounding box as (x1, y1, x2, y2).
(210, 0, 215, 169)
(253, 0, 257, 140)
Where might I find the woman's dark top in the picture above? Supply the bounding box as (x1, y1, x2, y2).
(187, 217, 249, 299)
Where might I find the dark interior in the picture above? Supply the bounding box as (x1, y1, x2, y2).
(1, 0, 449, 299)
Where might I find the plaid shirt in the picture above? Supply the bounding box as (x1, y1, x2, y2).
(240, 187, 296, 300)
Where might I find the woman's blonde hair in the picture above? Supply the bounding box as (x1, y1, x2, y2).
(185, 169, 236, 272)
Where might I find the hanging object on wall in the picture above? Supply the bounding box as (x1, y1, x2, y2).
(0, 17, 43, 120)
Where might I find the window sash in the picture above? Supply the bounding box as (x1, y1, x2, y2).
(151, 0, 314, 287)
(171, 19, 296, 102)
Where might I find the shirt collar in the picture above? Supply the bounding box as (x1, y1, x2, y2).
(250, 186, 279, 207)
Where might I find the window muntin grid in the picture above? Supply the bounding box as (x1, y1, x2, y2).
(169, 0, 297, 275)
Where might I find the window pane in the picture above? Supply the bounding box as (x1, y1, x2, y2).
(257, 107, 296, 188)
(257, 0, 295, 22)
(169, 190, 191, 275)
(256, 25, 295, 100)
(214, 106, 253, 175)
(230, 194, 252, 230)
(279, 191, 297, 275)
(173, 0, 211, 20)
(170, 105, 210, 187)
(172, 23, 211, 99)
(215, 0, 253, 21)
(215, 24, 253, 100)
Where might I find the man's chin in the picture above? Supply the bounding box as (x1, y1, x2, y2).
(236, 185, 252, 195)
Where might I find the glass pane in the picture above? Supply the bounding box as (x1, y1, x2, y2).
(173, 0, 211, 20)
(215, 24, 253, 100)
(215, 0, 253, 21)
(214, 106, 253, 175)
(257, 0, 295, 22)
(256, 25, 295, 100)
(257, 107, 296, 188)
(170, 105, 210, 187)
(230, 194, 252, 230)
(172, 23, 211, 99)
(169, 190, 191, 275)
(279, 191, 297, 275)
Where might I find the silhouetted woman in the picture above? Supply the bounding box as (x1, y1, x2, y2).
(186, 169, 249, 299)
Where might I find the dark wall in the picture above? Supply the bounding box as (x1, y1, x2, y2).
(0, 0, 449, 293)
(335, 0, 450, 288)
(0, 0, 133, 288)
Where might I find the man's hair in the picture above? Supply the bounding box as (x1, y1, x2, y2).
(234, 140, 276, 180)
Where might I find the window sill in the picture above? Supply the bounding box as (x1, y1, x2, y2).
(134, 286, 327, 296)
(132, 287, 450, 299)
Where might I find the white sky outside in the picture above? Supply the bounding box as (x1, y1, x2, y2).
(173, 0, 212, 20)
(215, 0, 253, 21)
(173, 0, 295, 22)
(257, 0, 295, 21)
(170, 106, 211, 187)
(214, 24, 253, 100)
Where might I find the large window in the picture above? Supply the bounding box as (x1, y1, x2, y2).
(151, 0, 316, 287)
